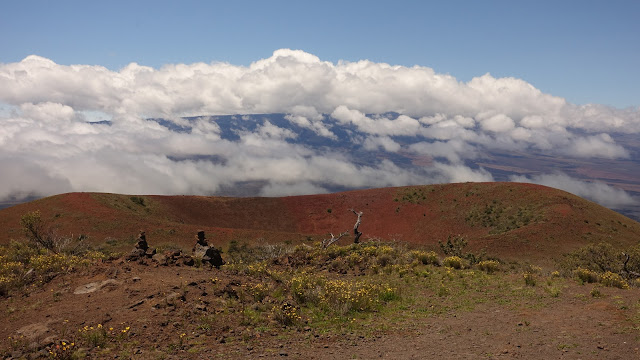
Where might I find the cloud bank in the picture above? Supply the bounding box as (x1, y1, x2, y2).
(1, 49, 638, 209)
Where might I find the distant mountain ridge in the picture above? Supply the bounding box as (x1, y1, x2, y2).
(82, 113, 640, 221)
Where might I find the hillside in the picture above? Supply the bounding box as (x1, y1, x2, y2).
(3, 183, 640, 359)
(1, 182, 639, 264)
(0, 183, 640, 260)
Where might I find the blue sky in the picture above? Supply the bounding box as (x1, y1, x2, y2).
(1, 0, 640, 207)
(1, 0, 638, 108)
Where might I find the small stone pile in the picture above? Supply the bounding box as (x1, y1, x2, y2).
(151, 249, 195, 267)
(125, 231, 156, 261)
(192, 230, 225, 268)
(124, 230, 224, 268)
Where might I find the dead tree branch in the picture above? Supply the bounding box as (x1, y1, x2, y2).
(322, 231, 349, 249)
(350, 209, 363, 244)
(622, 252, 640, 278)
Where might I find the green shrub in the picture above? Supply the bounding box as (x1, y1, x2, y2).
(523, 272, 536, 286)
(599, 271, 629, 289)
(288, 270, 397, 315)
(129, 196, 146, 207)
(573, 267, 599, 283)
(272, 302, 301, 326)
(622, 244, 640, 274)
(477, 260, 500, 273)
(439, 235, 467, 258)
(409, 250, 439, 265)
(377, 254, 394, 267)
(560, 243, 621, 274)
(443, 256, 464, 269)
(289, 271, 325, 304)
(544, 285, 561, 297)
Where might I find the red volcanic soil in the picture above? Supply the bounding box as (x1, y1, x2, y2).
(1, 183, 639, 264)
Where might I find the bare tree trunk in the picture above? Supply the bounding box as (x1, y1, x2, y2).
(350, 209, 363, 244)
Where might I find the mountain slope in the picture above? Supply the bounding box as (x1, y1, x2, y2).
(0, 183, 638, 264)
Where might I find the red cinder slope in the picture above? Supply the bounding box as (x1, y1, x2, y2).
(1, 183, 639, 263)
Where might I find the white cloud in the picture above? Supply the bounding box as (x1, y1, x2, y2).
(260, 181, 329, 197)
(330, 106, 421, 136)
(363, 136, 401, 152)
(510, 173, 637, 209)
(284, 111, 336, 139)
(409, 139, 478, 164)
(0, 49, 638, 204)
(431, 163, 494, 183)
(479, 113, 515, 133)
(563, 133, 629, 159)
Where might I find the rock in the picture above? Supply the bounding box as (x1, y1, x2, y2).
(99, 279, 120, 291)
(215, 284, 238, 299)
(182, 256, 195, 267)
(152, 253, 168, 265)
(125, 248, 145, 261)
(153, 292, 185, 309)
(73, 279, 120, 294)
(194, 245, 224, 268)
(127, 299, 145, 309)
(192, 243, 209, 259)
(145, 248, 157, 258)
(16, 322, 51, 344)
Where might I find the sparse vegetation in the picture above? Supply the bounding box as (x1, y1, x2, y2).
(3, 235, 640, 358)
(19, 210, 89, 255)
(438, 234, 485, 264)
(129, 196, 146, 207)
(394, 186, 430, 204)
(465, 201, 541, 234)
(0, 212, 109, 297)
